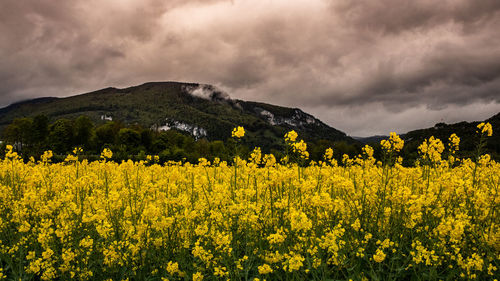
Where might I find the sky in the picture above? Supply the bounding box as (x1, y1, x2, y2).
(1, 0, 499, 136)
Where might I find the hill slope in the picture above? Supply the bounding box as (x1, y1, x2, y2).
(0, 82, 354, 150)
(351, 113, 499, 162)
(400, 112, 500, 159)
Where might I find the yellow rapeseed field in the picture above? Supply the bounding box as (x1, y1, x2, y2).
(0, 123, 498, 281)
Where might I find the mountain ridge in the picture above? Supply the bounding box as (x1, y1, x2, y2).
(355, 113, 500, 161)
(0, 81, 355, 151)
(1, 81, 498, 159)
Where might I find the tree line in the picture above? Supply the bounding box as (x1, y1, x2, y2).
(0, 115, 360, 163)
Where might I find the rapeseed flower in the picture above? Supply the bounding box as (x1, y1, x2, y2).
(381, 132, 404, 153)
(0, 125, 497, 281)
(284, 130, 298, 142)
(100, 148, 113, 159)
(373, 249, 386, 263)
(477, 122, 493, 136)
(232, 126, 245, 138)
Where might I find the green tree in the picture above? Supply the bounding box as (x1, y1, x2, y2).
(31, 115, 49, 156)
(48, 119, 74, 154)
(32, 115, 49, 144)
(118, 128, 141, 149)
(74, 115, 94, 149)
(2, 118, 33, 153)
(140, 129, 153, 150)
(95, 122, 120, 148)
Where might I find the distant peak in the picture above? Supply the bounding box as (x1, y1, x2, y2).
(4, 96, 59, 108)
(137, 81, 198, 88)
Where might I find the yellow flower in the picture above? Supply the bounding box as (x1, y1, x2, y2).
(267, 228, 287, 244)
(249, 147, 262, 165)
(0, 125, 497, 280)
(477, 122, 493, 136)
(214, 266, 228, 277)
(258, 264, 273, 274)
(351, 219, 361, 231)
(284, 253, 305, 272)
(419, 136, 444, 163)
(373, 248, 386, 263)
(291, 140, 309, 159)
(41, 150, 53, 162)
(380, 132, 404, 153)
(64, 154, 78, 162)
(166, 261, 180, 275)
(18, 221, 31, 233)
(290, 209, 312, 232)
(324, 148, 334, 160)
(362, 145, 374, 158)
(193, 272, 203, 281)
(232, 126, 245, 138)
(479, 154, 491, 165)
(263, 154, 276, 167)
(284, 130, 298, 142)
(101, 148, 113, 159)
(448, 133, 460, 152)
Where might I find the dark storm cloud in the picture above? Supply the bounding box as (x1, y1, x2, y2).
(0, 0, 226, 101)
(331, 0, 500, 35)
(0, 0, 499, 135)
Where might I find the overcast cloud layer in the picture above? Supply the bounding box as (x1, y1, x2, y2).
(1, 0, 499, 136)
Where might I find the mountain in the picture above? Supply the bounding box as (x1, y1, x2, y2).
(0, 82, 355, 150)
(400, 112, 500, 160)
(351, 113, 499, 162)
(353, 135, 388, 144)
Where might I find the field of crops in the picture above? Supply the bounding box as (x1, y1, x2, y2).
(0, 124, 498, 281)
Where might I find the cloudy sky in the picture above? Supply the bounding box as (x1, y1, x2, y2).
(1, 0, 499, 136)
